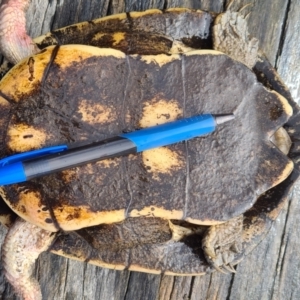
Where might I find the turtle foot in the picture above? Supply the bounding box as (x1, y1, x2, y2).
(2, 218, 56, 300)
(202, 215, 243, 273)
(213, 4, 259, 68)
(0, 0, 39, 64)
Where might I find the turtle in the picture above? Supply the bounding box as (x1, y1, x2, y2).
(0, 1, 299, 300)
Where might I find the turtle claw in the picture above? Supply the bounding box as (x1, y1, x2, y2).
(205, 250, 239, 274)
(238, 3, 252, 13)
(223, 263, 236, 273)
(226, 0, 235, 11)
(212, 263, 229, 274)
(205, 252, 237, 274)
(226, 1, 252, 14)
(202, 216, 244, 274)
(244, 12, 251, 21)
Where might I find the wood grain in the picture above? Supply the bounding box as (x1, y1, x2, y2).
(0, 0, 300, 299)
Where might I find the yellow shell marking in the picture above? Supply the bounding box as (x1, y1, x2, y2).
(128, 265, 161, 274)
(129, 9, 162, 18)
(78, 99, 116, 125)
(112, 32, 126, 45)
(139, 98, 182, 127)
(185, 49, 225, 57)
(139, 97, 184, 178)
(92, 32, 126, 46)
(7, 124, 48, 152)
(14, 190, 56, 231)
(53, 45, 125, 70)
(0, 45, 126, 103)
(61, 169, 78, 183)
(0, 50, 50, 102)
(137, 53, 180, 67)
(142, 148, 184, 179)
(272, 90, 293, 119)
(53, 204, 126, 231)
(129, 206, 183, 219)
(272, 160, 294, 189)
(95, 158, 120, 168)
(88, 260, 126, 271)
(0, 94, 9, 106)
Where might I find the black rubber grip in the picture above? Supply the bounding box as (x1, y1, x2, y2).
(23, 137, 136, 180)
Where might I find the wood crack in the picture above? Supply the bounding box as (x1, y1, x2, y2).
(275, 0, 292, 69)
(63, 260, 70, 297)
(270, 192, 293, 299)
(188, 276, 195, 299)
(226, 272, 235, 300)
(123, 272, 132, 300)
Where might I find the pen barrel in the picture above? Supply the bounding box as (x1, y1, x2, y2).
(121, 114, 216, 152)
(23, 137, 136, 180)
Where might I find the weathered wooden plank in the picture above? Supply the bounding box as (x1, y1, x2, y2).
(271, 0, 300, 282)
(269, 187, 300, 300)
(251, 7, 300, 294)
(0, 225, 8, 297)
(51, 0, 111, 29)
(165, 0, 224, 12)
(0, 0, 300, 299)
(124, 272, 161, 300)
(229, 0, 290, 65)
(109, 0, 126, 14)
(162, 276, 193, 300)
(277, 0, 300, 103)
(266, 0, 300, 281)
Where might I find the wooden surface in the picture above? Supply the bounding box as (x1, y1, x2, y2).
(0, 0, 300, 299)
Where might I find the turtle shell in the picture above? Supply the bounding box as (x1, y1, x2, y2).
(0, 42, 293, 232)
(33, 8, 214, 53)
(0, 8, 299, 276)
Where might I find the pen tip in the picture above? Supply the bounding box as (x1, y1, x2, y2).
(214, 114, 235, 125)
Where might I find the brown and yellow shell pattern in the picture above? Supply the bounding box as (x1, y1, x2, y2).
(0, 43, 293, 233)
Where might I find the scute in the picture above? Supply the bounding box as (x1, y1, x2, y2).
(0, 45, 293, 231)
(49, 217, 210, 275)
(34, 9, 213, 52)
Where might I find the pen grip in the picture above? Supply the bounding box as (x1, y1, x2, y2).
(121, 114, 216, 152)
(23, 137, 136, 180)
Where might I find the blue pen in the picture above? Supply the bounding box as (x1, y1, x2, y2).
(0, 114, 234, 185)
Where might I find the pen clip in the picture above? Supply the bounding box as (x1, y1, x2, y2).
(0, 145, 68, 166)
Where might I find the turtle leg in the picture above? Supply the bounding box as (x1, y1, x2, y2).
(202, 215, 243, 273)
(213, 3, 259, 69)
(2, 218, 56, 300)
(0, 0, 39, 64)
